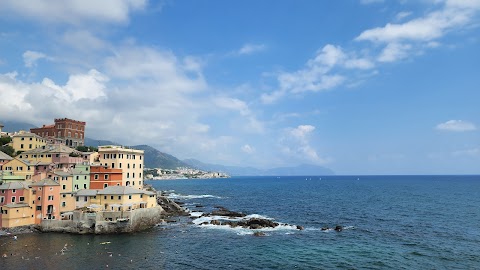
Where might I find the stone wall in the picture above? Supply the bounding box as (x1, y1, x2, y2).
(39, 206, 165, 234)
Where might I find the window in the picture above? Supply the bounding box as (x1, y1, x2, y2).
(133, 164, 135, 169)
(104, 184, 108, 188)
(119, 163, 122, 168)
(111, 163, 115, 168)
(62, 194, 66, 198)
(84, 197, 87, 202)
(104, 196, 107, 199)
(11, 197, 16, 203)
(36, 206, 41, 210)
(20, 144, 24, 149)
(84, 176, 87, 180)
(62, 202, 66, 207)
(104, 174, 109, 180)
(132, 173, 135, 178)
(0, 197, 4, 203)
(83, 184, 87, 189)
(110, 196, 114, 200)
(129, 195, 132, 199)
(140, 164, 142, 169)
(37, 196, 41, 200)
(76, 176, 79, 180)
(127, 164, 130, 169)
(140, 173, 142, 179)
(94, 174, 99, 180)
(62, 185, 66, 190)
(12, 189, 16, 193)
(127, 173, 130, 178)
(48, 195, 54, 200)
(29, 144, 32, 149)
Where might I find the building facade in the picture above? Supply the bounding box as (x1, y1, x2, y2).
(0, 182, 34, 228)
(10, 131, 47, 153)
(89, 165, 123, 189)
(97, 146, 144, 189)
(30, 118, 86, 147)
(30, 179, 61, 224)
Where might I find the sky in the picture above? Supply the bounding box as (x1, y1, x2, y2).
(0, 0, 479, 175)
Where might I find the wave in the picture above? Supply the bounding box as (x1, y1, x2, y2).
(304, 225, 355, 232)
(167, 193, 222, 200)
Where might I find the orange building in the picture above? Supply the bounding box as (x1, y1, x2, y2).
(29, 178, 61, 224)
(89, 165, 123, 189)
(31, 118, 86, 147)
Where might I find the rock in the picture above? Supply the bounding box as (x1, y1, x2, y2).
(296, 225, 304, 230)
(321, 227, 329, 231)
(249, 224, 261, 229)
(210, 209, 246, 218)
(253, 231, 266, 237)
(195, 205, 204, 208)
(334, 225, 343, 232)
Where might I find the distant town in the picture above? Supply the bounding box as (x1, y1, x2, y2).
(0, 118, 227, 231)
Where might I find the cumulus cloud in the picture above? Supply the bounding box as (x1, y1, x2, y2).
(0, 0, 147, 25)
(279, 125, 331, 165)
(238, 43, 267, 55)
(23, 50, 48, 67)
(436, 120, 477, 131)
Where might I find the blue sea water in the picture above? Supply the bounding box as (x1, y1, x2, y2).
(1, 175, 480, 269)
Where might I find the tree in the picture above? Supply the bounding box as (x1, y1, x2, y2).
(0, 136, 12, 146)
(0, 145, 14, 156)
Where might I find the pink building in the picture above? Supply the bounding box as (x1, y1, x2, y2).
(0, 182, 32, 228)
(30, 179, 60, 224)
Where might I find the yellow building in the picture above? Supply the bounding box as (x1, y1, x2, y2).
(2, 158, 34, 180)
(16, 144, 83, 166)
(10, 131, 47, 153)
(75, 186, 157, 211)
(98, 146, 145, 189)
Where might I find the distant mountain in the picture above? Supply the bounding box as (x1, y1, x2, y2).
(0, 120, 37, 132)
(132, 145, 191, 170)
(84, 137, 120, 147)
(183, 159, 335, 176)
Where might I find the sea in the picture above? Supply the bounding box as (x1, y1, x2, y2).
(1, 175, 479, 269)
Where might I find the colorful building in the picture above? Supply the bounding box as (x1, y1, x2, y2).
(71, 164, 91, 191)
(0, 150, 13, 170)
(30, 118, 86, 147)
(0, 181, 34, 228)
(16, 144, 85, 169)
(2, 158, 34, 180)
(49, 171, 76, 213)
(30, 178, 61, 223)
(89, 165, 123, 189)
(75, 186, 157, 212)
(98, 145, 144, 189)
(10, 131, 47, 153)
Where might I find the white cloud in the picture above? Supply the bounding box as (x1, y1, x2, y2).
(452, 148, 480, 156)
(23, 50, 47, 67)
(0, 0, 147, 25)
(396, 11, 413, 21)
(262, 44, 375, 103)
(436, 120, 477, 131)
(278, 125, 331, 165)
(238, 43, 267, 55)
(360, 0, 384, 4)
(356, 1, 480, 63)
(62, 30, 108, 52)
(214, 97, 250, 116)
(378, 43, 412, 62)
(104, 45, 206, 93)
(241, 144, 255, 154)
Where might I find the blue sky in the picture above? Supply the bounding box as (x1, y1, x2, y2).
(0, 0, 479, 174)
